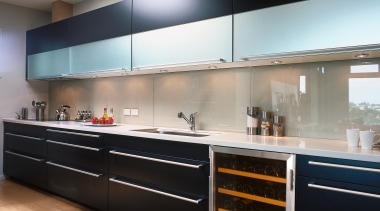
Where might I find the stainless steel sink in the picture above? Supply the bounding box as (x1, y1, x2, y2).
(131, 128, 215, 137)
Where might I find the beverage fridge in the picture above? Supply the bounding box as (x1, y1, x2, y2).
(209, 146, 295, 211)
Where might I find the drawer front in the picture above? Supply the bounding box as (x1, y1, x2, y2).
(296, 155, 380, 187)
(296, 175, 380, 211)
(47, 139, 107, 172)
(109, 177, 208, 211)
(4, 122, 46, 138)
(109, 149, 209, 195)
(47, 128, 103, 148)
(47, 161, 107, 211)
(4, 151, 47, 189)
(107, 134, 209, 161)
(5, 132, 46, 156)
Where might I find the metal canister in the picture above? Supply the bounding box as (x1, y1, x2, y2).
(21, 107, 28, 119)
(273, 115, 284, 137)
(261, 111, 272, 136)
(247, 107, 259, 135)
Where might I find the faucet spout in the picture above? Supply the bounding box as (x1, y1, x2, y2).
(178, 112, 197, 132)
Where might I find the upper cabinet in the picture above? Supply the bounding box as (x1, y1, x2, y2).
(26, 0, 132, 80)
(132, 0, 233, 71)
(233, 0, 380, 61)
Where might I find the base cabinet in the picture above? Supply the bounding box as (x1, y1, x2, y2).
(3, 123, 47, 189)
(295, 155, 380, 211)
(108, 135, 210, 211)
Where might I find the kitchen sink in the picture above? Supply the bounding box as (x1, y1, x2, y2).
(131, 128, 216, 137)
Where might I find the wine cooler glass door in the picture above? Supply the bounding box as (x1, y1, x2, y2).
(209, 146, 295, 211)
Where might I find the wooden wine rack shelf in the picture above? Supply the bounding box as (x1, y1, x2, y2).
(218, 167, 286, 184)
(217, 209, 229, 211)
(218, 188, 286, 208)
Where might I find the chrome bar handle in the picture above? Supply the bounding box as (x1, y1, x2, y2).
(47, 140, 102, 151)
(71, 68, 127, 75)
(5, 151, 44, 162)
(5, 132, 44, 141)
(308, 183, 380, 199)
(308, 161, 380, 173)
(109, 150, 206, 169)
(47, 161, 103, 178)
(133, 58, 225, 70)
(47, 129, 100, 138)
(109, 178, 204, 204)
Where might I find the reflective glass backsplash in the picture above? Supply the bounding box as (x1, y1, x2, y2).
(49, 57, 380, 140)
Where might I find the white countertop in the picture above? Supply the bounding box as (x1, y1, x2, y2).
(3, 118, 380, 163)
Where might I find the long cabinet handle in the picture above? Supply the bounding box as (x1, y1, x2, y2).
(47, 161, 103, 178)
(47, 129, 100, 138)
(5, 151, 44, 162)
(47, 140, 101, 152)
(308, 161, 380, 173)
(109, 178, 204, 204)
(109, 150, 206, 169)
(133, 58, 225, 70)
(308, 183, 380, 199)
(5, 132, 44, 141)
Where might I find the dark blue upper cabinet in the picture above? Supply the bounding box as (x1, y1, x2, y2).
(132, 0, 232, 34)
(26, 19, 70, 55)
(69, 0, 132, 46)
(233, 0, 305, 14)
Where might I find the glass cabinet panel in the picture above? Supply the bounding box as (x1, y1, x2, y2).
(27, 48, 70, 80)
(70, 35, 131, 75)
(132, 16, 232, 70)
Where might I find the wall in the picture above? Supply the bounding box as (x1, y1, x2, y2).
(0, 3, 50, 179)
(49, 57, 380, 140)
(73, 0, 123, 15)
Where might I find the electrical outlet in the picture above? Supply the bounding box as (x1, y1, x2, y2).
(123, 109, 131, 116)
(131, 109, 139, 116)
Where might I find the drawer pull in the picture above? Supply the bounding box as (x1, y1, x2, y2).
(308, 183, 380, 199)
(47, 129, 100, 138)
(47, 140, 102, 151)
(47, 161, 103, 178)
(109, 150, 205, 169)
(5, 151, 44, 162)
(109, 178, 205, 204)
(5, 132, 44, 141)
(309, 161, 380, 173)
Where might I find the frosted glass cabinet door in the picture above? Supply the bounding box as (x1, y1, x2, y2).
(132, 16, 232, 70)
(234, 0, 380, 61)
(27, 48, 70, 80)
(70, 35, 131, 74)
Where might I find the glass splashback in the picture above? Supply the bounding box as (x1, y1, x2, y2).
(251, 57, 380, 139)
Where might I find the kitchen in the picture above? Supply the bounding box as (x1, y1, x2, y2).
(1, 0, 380, 210)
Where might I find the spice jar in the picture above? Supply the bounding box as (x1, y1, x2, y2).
(261, 111, 272, 136)
(273, 115, 284, 137)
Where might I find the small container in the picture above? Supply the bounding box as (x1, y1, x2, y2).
(273, 115, 284, 137)
(261, 111, 272, 136)
(247, 107, 259, 135)
(21, 107, 28, 119)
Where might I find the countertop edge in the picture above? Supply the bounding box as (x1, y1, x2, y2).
(3, 118, 380, 163)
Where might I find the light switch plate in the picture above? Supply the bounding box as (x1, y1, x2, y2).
(123, 109, 131, 116)
(131, 109, 139, 116)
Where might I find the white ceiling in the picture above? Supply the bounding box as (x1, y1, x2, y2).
(0, 0, 84, 12)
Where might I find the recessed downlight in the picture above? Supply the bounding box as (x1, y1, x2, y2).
(354, 53, 370, 58)
(271, 60, 282, 64)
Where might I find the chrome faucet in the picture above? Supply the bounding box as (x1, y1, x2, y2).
(178, 112, 197, 132)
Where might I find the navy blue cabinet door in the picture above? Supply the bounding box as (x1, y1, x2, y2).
(70, 0, 132, 46)
(233, 0, 304, 14)
(26, 19, 70, 55)
(132, 0, 232, 34)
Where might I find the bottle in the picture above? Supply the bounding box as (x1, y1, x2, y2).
(247, 107, 259, 135)
(103, 107, 108, 120)
(109, 107, 114, 118)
